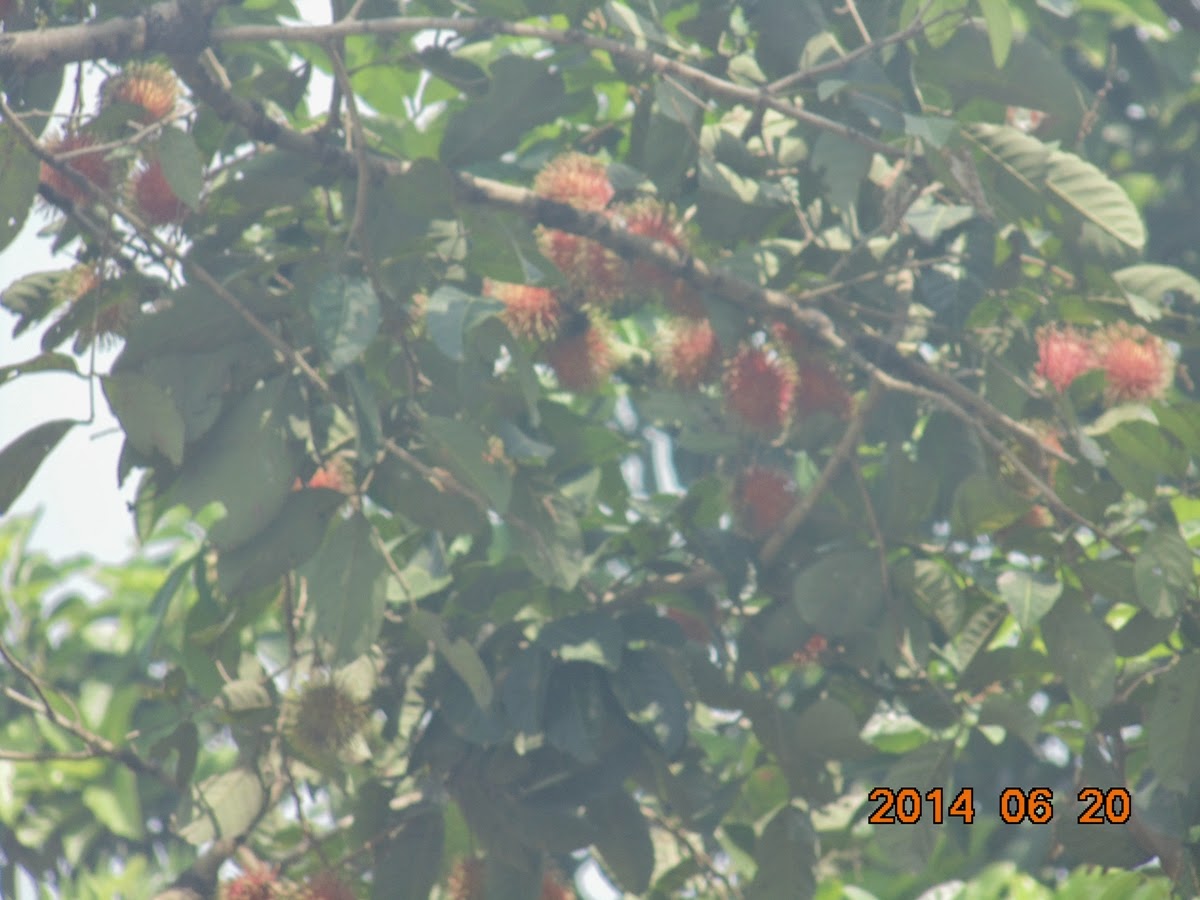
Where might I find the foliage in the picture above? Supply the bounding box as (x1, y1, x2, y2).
(1, 0, 1200, 897)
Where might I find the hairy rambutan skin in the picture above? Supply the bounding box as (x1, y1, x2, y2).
(1093, 321, 1174, 404)
(484, 279, 563, 341)
(101, 62, 179, 122)
(722, 346, 796, 436)
(447, 858, 486, 900)
(221, 866, 279, 900)
(533, 152, 614, 211)
(1034, 324, 1097, 392)
(733, 466, 797, 536)
(39, 131, 114, 206)
(133, 160, 188, 225)
(657, 317, 719, 389)
(536, 227, 627, 307)
(793, 359, 852, 419)
(545, 320, 614, 391)
(287, 678, 367, 761)
(618, 198, 686, 298)
(301, 871, 356, 900)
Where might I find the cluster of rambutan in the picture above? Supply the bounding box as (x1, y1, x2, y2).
(39, 61, 188, 226)
(1034, 321, 1174, 405)
(487, 152, 704, 392)
(220, 866, 356, 900)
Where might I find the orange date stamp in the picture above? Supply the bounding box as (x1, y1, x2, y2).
(866, 786, 1132, 825)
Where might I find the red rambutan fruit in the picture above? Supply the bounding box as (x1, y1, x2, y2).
(793, 360, 852, 419)
(722, 345, 796, 436)
(533, 152, 614, 211)
(657, 317, 719, 389)
(484, 278, 563, 341)
(537, 227, 627, 307)
(221, 866, 279, 900)
(664, 280, 707, 318)
(39, 131, 114, 206)
(733, 466, 797, 536)
(305, 457, 353, 493)
(101, 62, 179, 122)
(1034, 324, 1097, 392)
(791, 633, 828, 666)
(301, 871, 356, 900)
(447, 858, 486, 900)
(1093, 321, 1174, 405)
(769, 321, 812, 360)
(664, 607, 712, 644)
(545, 319, 614, 391)
(618, 198, 686, 297)
(133, 160, 187, 225)
(540, 869, 577, 900)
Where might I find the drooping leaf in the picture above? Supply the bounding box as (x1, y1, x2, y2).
(792, 550, 884, 636)
(304, 512, 388, 664)
(0, 419, 74, 515)
(156, 127, 204, 210)
(0, 121, 40, 254)
(1146, 654, 1200, 791)
(747, 805, 816, 900)
(307, 273, 381, 372)
(996, 569, 1063, 630)
(538, 611, 623, 671)
(103, 373, 186, 467)
(1041, 599, 1116, 709)
(589, 789, 655, 895)
(177, 767, 265, 845)
(411, 608, 494, 710)
(1133, 527, 1194, 618)
(609, 648, 687, 757)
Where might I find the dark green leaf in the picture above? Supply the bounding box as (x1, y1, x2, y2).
(996, 569, 1062, 630)
(156, 127, 204, 210)
(610, 648, 687, 757)
(1041, 599, 1116, 709)
(103, 373, 186, 467)
(1133, 527, 1194, 618)
(0, 121, 40, 253)
(589, 789, 655, 895)
(1146, 654, 1200, 791)
(308, 273, 380, 372)
(304, 512, 387, 664)
(747, 805, 816, 900)
(792, 550, 884, 637)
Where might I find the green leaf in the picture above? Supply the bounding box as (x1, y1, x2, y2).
(506, 480, 585, 589)
(1133, 527, 1194, 618)
(0, 120, 40, 254)
(440, 56, 570, 166)
(499, 646, 550, 734)
(216, 487, 343, 598)
(794, 698, 870, 761)
(589, 789, 655, 895)
(538, 611, 623, 671)
(1114, 263, 1200, 317)
(159, 376, 297, 551)
(304, 513, 388, 664)
(370, 810, 445, 900)
(947, 603, 1007, 672)
(0, 419, 74, 515)
(949, 472, 1029, 536)
(1146, 654, 1200, 791)
(747, 806, 816, 900)
(423, 415, 513, 514)
(610, 648, 687, 757)
(156, 127, 204, 210)
(178, 766, 265, 845)
(103, 373, 186, 467)
(963, 124, 1145, 259)
(308, 273, 381, 372)
(411, 608, 494, 710)
(1041, 599, 1115, 709)
(977, 0, 1014, 67)
(426, 285, 479, 362)
(792, 550, 884, 636)
(544, 663, 608, 762)
(996, 569, 1062, 630)
(82, 767, 144, 840)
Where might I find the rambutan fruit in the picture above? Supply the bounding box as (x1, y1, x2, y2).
(665, 280, 707, 318)
(1034, 324, 1097, 392)
(733, 465, 797, 536)
(221, 866, 280, 900)
(664, 607, 712, 644)
(722, 345, 796, 436)
(132, 159, 187, 225)
(301, 871, 356, 900)
(305, 456, 353, 493)
(60, 263, 102, 304)
(539, 869, 577, 900)
(39, 131, 114, 206)
(791, 633, 828, 666)
(447, 858, 485, 900)
(101, 62, 179, 122)
(533, 152, 614, 211)
(544, 318, 614, 391)
(484, 278, 562, 341)
(536, 227, 627, 307)
(618, 198, 686, 298)
(793, 359, 852, 419)
(657, 317, 719, 389)
(769, 321, 811, 361)
(1093, 321, 1174, 405)
(286, 677, 367, 761)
